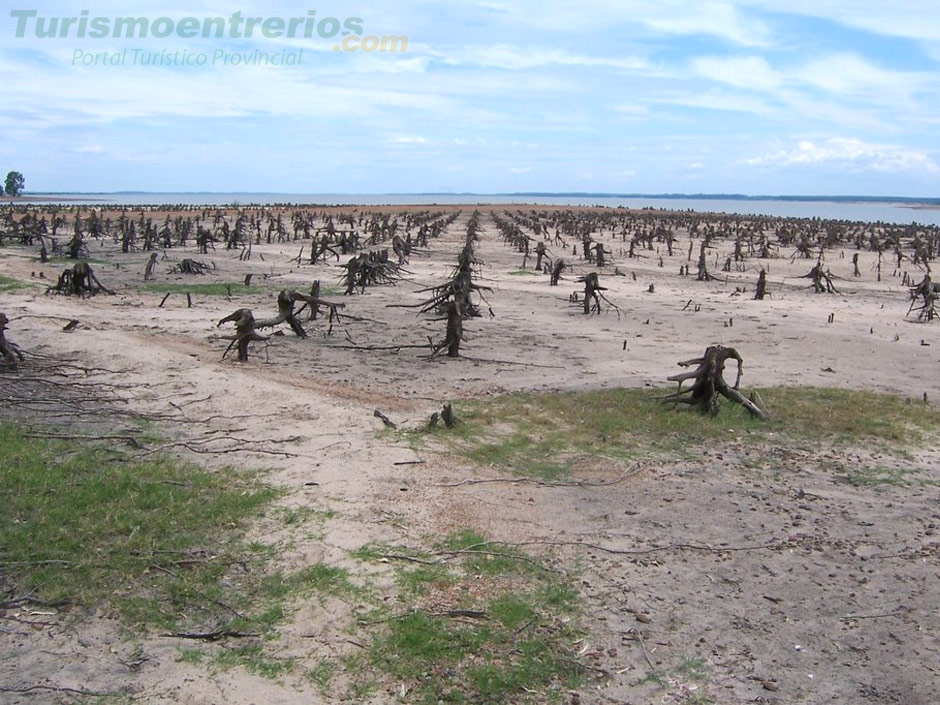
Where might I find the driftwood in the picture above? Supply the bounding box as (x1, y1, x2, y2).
(0, 313, 25, 370)
(47, 262, 113, 297)
(663, 345, 768, 420)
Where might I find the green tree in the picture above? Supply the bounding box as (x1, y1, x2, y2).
(4, 171, 25, 197)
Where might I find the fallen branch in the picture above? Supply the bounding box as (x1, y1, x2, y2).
(0, 685, 122, 698)
(160, 629, 259, 642)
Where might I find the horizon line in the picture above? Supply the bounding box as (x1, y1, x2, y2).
(8, 191, 940, 203)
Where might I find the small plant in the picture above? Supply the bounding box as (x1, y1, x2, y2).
(216, 643, 295, 679)
(354, 529, 587, 702)
(306, 659, 337, 690)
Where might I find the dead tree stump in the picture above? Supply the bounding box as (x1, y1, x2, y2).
(696, 239, 715, 281)
(550, 259, 566, 286)
(170, 258, 212, 275)
(48, 262, 113, 297)
(581, 272, 604, 314)
(804, 262, 839, 294)
(754, 269, 768, 300)
(663, 345, 768, 420)
(217, 309, 268, 361)
(430, 301, 464, 359)
(442, 403, 460, 428)
(908, 275, 939, 322)
(0, 313, 25, 370)
(253, 289, 345, 338)
(144, 252, 158, 281)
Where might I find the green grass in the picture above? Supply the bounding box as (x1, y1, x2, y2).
(355, 530, 586, 703)
(0, 423, 371, 680)
(177, 648, 206, 665)
(413, 387, 940, 480)
(837, 464, 936, 487)
(0, 273, 28, 291)
(215, 643, 296, 678)
(507, 269, 540, 276)
(140, 281, 258, 296)
(0, 423, 279, 614)
(139, 282, 344, 298)
(306, 659, 337, 690)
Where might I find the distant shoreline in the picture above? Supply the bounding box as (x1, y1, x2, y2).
(3, 192, 939, 207)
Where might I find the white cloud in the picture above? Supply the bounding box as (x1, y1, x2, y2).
(650, 89, 776, 117)
(746, 138, 939, 173)
(738, 0, 940, 42)
(795, 53, 928, 101)
(691, 55, 781, 90)
(443, 45, 649, 71)
(642, 1, 771, 46)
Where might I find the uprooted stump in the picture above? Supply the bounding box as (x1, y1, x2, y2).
(908, 275, 938, 322)
(217, 289, 347, 360)
(575, 272, 622, 316)
(217, 308, 268, 362)
(804, 262, 839, 294)
(170, 258, 213, 275)
(663, 345, 768, 420)
(47, 262, 114, 297)
(580, 272, 604, 314)
(0, 313, 25, 370)
(228, 289, 346, 341)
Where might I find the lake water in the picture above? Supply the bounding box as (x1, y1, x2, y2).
(12, 193, 940, 227)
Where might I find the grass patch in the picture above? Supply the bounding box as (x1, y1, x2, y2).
(306, 659, 337, 690)
(0, 423, 369, 679)
(215, 643, 296, 679)
(0, 273, 28, 291)
(507, 269, 539, 276)
(412, 387, 940, 480)
(837, 464, 936, 487)
(355, 530, 586, 703)
(140, 281, 259, 296)
(0, 423, 279, 616)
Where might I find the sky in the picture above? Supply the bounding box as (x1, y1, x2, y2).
(1, 1, 939, 196)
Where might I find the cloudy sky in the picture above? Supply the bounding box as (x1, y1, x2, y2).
(1, 1, 938, 195)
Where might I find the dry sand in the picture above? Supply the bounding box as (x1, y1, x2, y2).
(1, 206, 938, 704)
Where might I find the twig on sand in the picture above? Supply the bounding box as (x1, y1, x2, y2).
(0, 685, 123, 698)
(436, 463, 648, 489)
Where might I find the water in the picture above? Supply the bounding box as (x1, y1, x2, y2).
(10, 193, 940, 226)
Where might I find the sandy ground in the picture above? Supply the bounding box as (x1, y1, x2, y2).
(1, 206, 939, 704)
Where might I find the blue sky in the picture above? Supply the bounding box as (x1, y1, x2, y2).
(1, 1, 939, 196)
